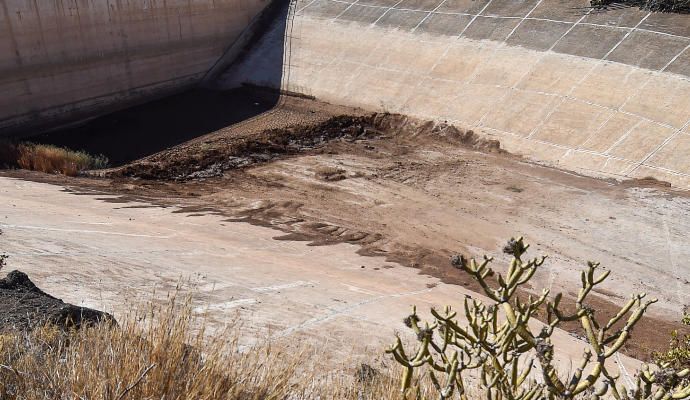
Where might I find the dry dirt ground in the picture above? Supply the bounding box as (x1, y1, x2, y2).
(2, 94, 689, 365)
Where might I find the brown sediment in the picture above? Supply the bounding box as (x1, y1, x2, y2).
(4, 95, 689, 363)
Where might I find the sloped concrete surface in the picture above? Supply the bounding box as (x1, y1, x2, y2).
(0, 176, 643, 373)
(224, 0, 690, 189)
(0, 0, 269, 135)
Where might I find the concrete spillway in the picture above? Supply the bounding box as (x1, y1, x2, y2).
(223, 0, 690, 189)
(2, 0, 689, 189)
(0, 0, 269, 134)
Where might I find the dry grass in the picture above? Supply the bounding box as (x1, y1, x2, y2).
(0, 295, 419, 400)
(0, 141, 107, 176)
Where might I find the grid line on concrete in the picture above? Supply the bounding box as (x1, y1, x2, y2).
(411, 0, 448, 33)
(307, 0, 690, 81)
(297, 0, 320, 14)
(629, 118, 690, 177)
(295, 2, 690, 183)
(371, 0, 405, 26)
(525, 13, 652, 141)
(603, 119, 644, 155)
(602, 13, 651, 60)
(318, 0, 690, 41)
(340, 54, 684, 133)
(473, 6, 588, 130)
(333, 0, 361, 21)
(661, 43, 690, 72)
(505, 0, 545, 42)
(457, 0, 495, 37)
(481, 125, 690, 180)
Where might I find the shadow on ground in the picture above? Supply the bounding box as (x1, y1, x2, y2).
(26, 0, 293, 167)
(29, 88, 278, 166)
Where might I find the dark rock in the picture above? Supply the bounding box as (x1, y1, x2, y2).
(0, 270, 116, 331)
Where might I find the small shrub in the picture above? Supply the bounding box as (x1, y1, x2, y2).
(387, 237, 690, 399)
(654, 308, 690, 385)
(3, 142, 108, 176)
(591, 0, 690, 12)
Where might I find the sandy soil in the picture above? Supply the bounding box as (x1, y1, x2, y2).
(3, 94, 689, 363)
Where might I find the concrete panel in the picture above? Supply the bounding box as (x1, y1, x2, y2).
(358, 0, 401, 6)
(436, 0, 490, 14)
(337, 4, 388, 24)
(640, 13, 690, 37)
(370, 38, 447, 73)
(517, 53, 591, 95)
(375, 9, 428, 30)
(606, 30, 690, 71)
(665, 47, 690, 78)
(579, 113, 641, 154)
(1, 0, 269, 135)
(647, 133, 690, 174)
(571, 62, 651, 109)
(429, 42, 494, 82)
(553, 24, 628, 59)
(348, 67, 420, 111)
(507, 19, 573, 51)
(416, 13, 472, 36)
(482, 90, 560, 136)
(304, 0, 350, 18)
(582, 6, 647, 28)
(445, 83, 506, 125)
(471, 46, 540, 87)
(461, 16, 521, 41)
(309, 60, 362, 100)
(607, 121, 675, 162)
(558, 151, 617, 177)
(395, 0, 445, 11)
(402, 77, 464, 119)
(532, 100, 613, 147)
(598, 157, 638, 177)
(529, 0, 590, 22)
(623, 75, 690, 128)
(481, 0, 540, 17)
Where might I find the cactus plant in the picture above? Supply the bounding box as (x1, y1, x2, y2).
(387, 237, 690, 399)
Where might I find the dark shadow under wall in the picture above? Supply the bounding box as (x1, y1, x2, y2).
(24, 0, 293, 167)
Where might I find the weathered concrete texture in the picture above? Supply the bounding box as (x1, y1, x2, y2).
(226, 0, 690, 189)
(0, 176, 644, 371)
(0, 0, 269, 135)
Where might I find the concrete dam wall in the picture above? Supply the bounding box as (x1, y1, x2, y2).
(223, 0, 690, 189)
(0, 0, 269, 135)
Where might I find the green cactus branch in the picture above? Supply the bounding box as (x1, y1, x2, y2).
(387, 237, 690, 400)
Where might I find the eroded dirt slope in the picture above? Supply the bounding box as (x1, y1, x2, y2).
(5, 95, 689, 361)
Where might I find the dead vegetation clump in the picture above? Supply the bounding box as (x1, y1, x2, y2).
(0, 292, 412, 400)
(113, 113, 503, 181)
(0, 141, 108, 176)
(591, 0, 690, 12)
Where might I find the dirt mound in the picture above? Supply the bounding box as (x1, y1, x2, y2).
(110, 114, 502, 180)
(371, 114, 503, 152)
(0, 270, 114, 331)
